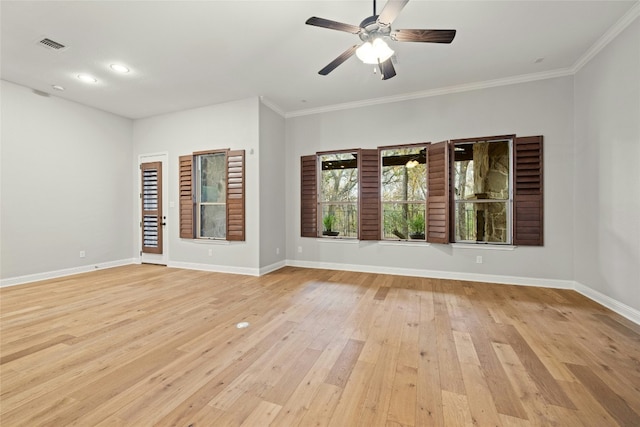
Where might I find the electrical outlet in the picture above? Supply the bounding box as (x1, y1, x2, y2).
(476, 256, 483, 264)
(79, 251, 86, 258)
(298, 246, 302, 253)
(208, 249, 213, 256)
(276, 248, 280, 255)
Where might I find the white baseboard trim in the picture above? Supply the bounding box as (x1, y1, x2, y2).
(168, 261, 260, 277)
(0, 258, 136, 288)
(259, 261, 287, 276)
(574, 281, 640, 325)
(285, 260, 574, 289)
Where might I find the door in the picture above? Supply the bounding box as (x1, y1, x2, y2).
(140, 154, 168, 265)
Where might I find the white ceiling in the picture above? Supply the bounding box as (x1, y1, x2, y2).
(1, 1, 637, 119)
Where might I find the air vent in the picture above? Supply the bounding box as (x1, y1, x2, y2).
(38, 38, 68, 51)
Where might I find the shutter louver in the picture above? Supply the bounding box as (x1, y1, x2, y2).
(141, 162, 163, 254)
(226, 150, 245, 241)
(513, 136, 544, 246)
(427, 141, 450, 243)
(359, 149, 380, 240)
(301, 155, 318, 237)
(179, 155, 195, 239)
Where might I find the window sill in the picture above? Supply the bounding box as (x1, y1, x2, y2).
(451, 243, 516, 251)
(378, 240, 431, 247)
(190, 239, 242, 246)
(315, 238, 359, 244)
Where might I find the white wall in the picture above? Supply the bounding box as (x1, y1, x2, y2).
(286, 77, 575, 285)
(132, 97, 261, 274)
(258, 102, 286, 271)
(1, 80, 134, 280)
(574, 18, 640, 312)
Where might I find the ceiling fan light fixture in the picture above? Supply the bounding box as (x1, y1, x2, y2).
(356, 38, 394, 64)
(405, 159, 419, 168)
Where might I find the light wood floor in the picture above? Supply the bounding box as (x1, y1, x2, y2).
(1, 265, 639, 426)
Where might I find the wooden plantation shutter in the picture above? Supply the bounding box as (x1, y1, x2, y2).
(300, 155, 318, 237)
(179, 155, 195, 238)
(358, 149, 380, 240)
(141, 162, 163, 254)
(426, 141, 450, 243)
(226, 150, 245, 241)
(513, 136, 544, 246)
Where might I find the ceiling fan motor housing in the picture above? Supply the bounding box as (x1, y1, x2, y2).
(359, 15, 392, 42)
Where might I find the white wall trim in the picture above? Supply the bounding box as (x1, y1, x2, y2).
(571, 2, 640, 73)
(0, 258, 136, 288)
(259, 260, 287, 276)
(574, 281, 640, 325)
(259, 96, 286, 117)
(286, 259, 574, 289)
(168, 261, 260, 277)
(285, 68, 573, 118)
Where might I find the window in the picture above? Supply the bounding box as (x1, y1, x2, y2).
(453, 137, 512, 244)
(179, 149, 245, 241)
(301, 149, 379, 239)
(380, 145, 427, 240)
(301, 135, 542, 246)
(318, 152, 359, 238)
(196, 152, 226, 239)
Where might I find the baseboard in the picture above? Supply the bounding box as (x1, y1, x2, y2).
(574, 281, 640, 325)
(0, 258, 136, 288)
(168, 261, 260, 277)
(285, 259, 574, 289)
(259, 260, 287, 276)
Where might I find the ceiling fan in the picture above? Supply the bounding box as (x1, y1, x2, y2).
(305, 0, 456, 80)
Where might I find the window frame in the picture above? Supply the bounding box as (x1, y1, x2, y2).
(379, 142, 429, 241)
(194, 149, 228, 240)
(450, 135, 515, 245)
(179, 148, 245, 242)
(317, 149, 360, 239)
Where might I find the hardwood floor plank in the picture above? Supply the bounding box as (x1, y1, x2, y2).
(441, 390, 474, 427)
(567, 363, 640, 427)
(325, 339, 365, 388)
(1, 265, 639, 426)
(499, 323, 576, 409)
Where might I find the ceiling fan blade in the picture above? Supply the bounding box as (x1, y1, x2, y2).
(377, 0, 410, 27)
(318, 45, 360, 75)
(378, 58, 397, 80)
(391, 29, 457, 43)
(305, 17, 361, 34)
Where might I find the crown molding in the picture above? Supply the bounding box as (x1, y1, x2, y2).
(285, 68, 574, 118)
(259, 96, 286, 117)
(572, 1, 640, 73)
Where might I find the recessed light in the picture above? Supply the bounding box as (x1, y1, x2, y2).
(52, 85, 65, 91)
(77, 74, 98, 83)
(110, 64, 130, 73)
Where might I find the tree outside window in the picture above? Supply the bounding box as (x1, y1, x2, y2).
(453, 139, 511, 243)
(381, 146, 427, 240)
(319, 152, 358, 238)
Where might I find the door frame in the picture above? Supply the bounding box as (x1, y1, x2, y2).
(138, 152, 169, 265)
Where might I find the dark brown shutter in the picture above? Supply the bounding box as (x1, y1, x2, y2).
(358, 149, 380, 240)
(179, 155, 195, 239)
(513, 136, 544, 246)
(426, 141, 450, 243)
(301, 155, 318, 237)
(226, 150, 245, 241)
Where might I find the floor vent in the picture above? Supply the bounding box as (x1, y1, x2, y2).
(38, 37, 68, 51)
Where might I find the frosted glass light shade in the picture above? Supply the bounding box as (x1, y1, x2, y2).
(356, 38, 394, 65)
